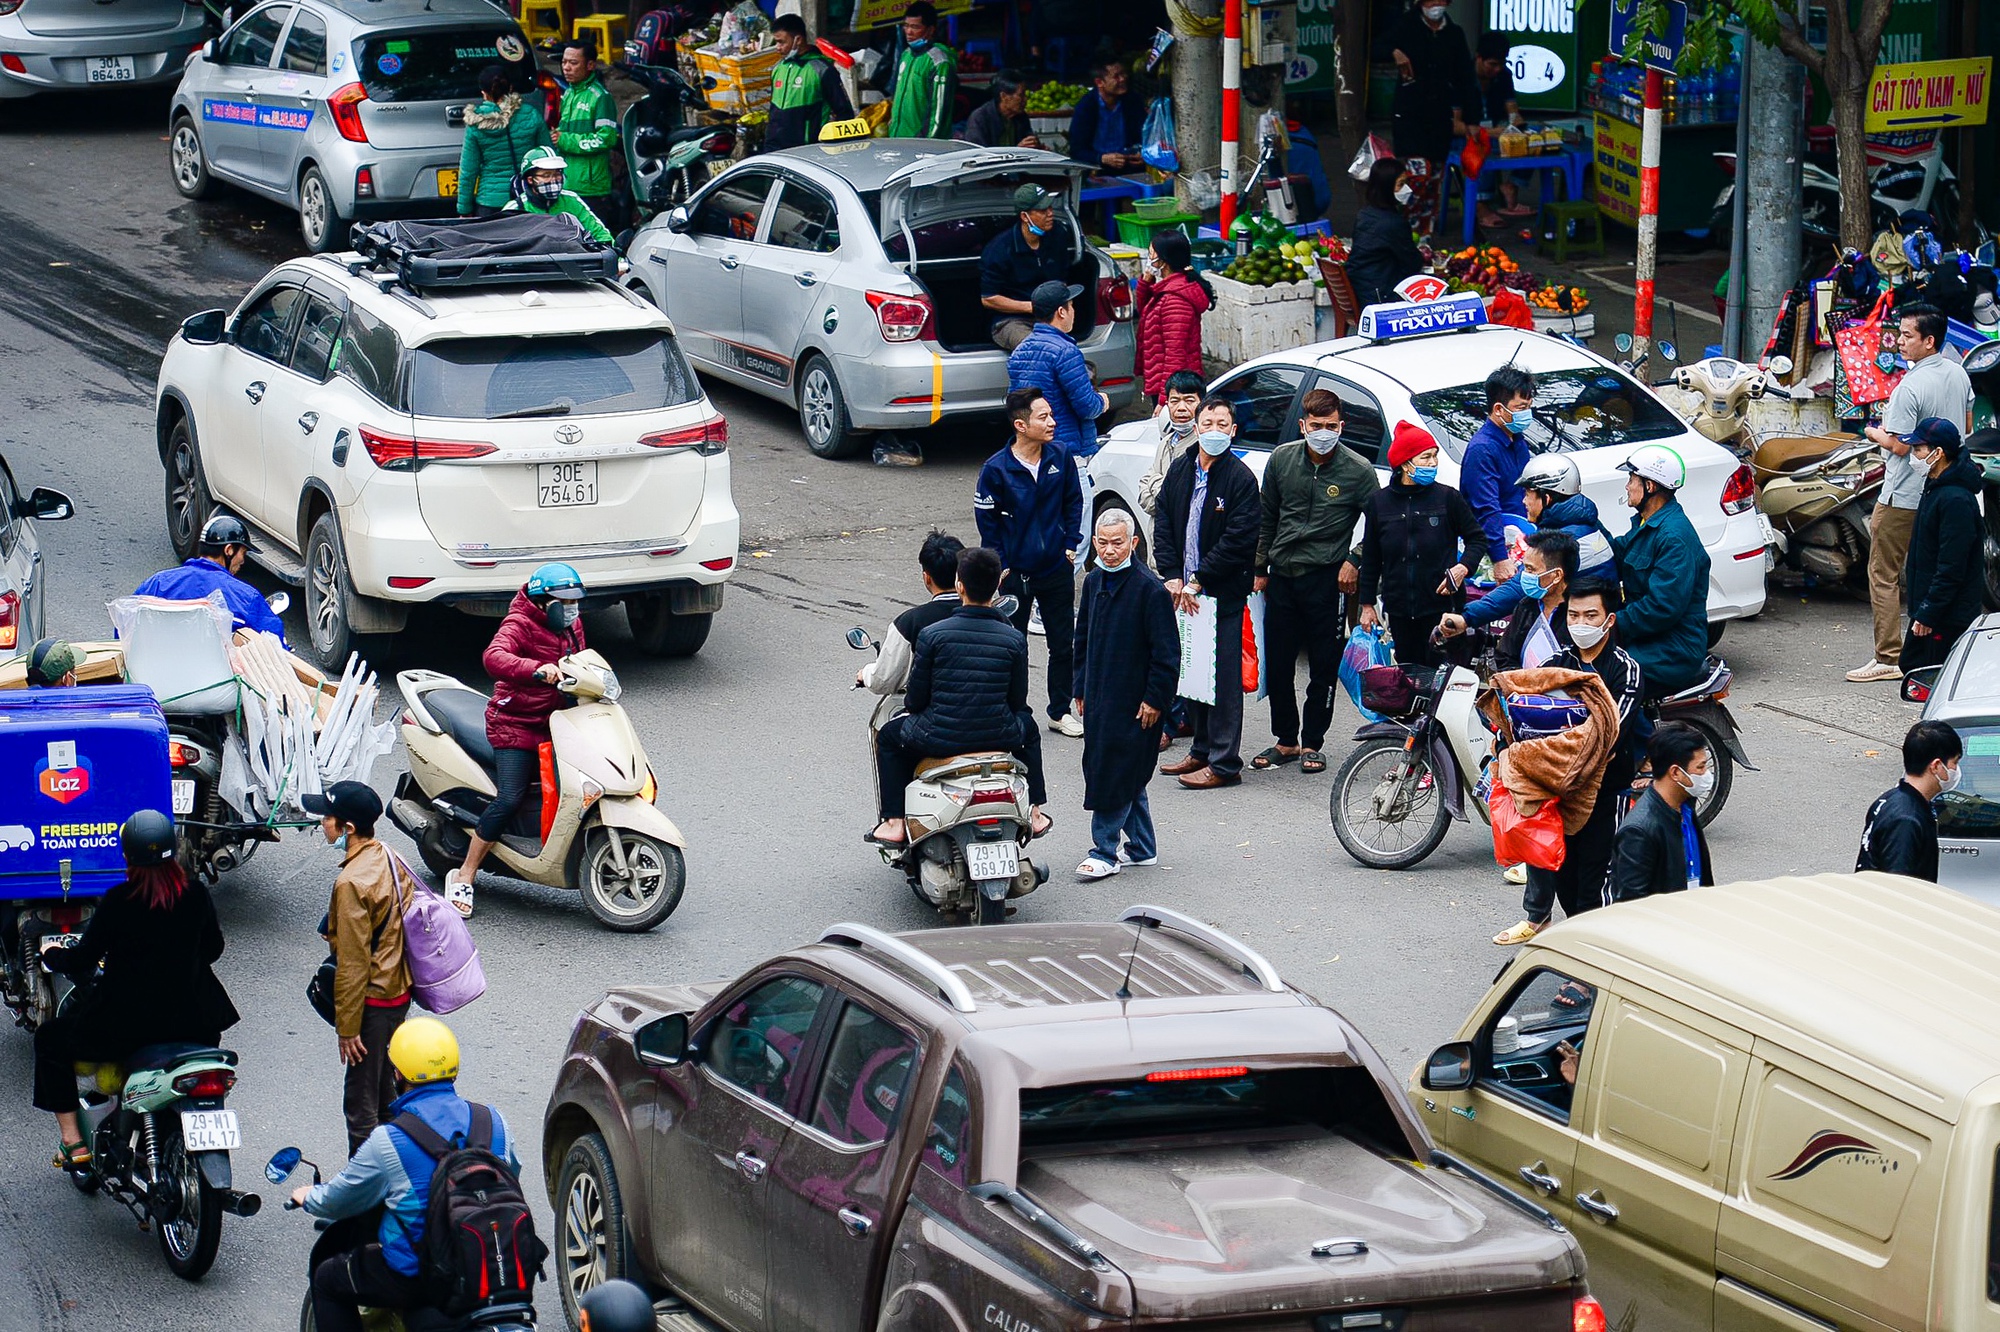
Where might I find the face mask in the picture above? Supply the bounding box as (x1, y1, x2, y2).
(907, 36, 929, 49)
(1423, 4, 1446, 18)
(1509, 406, 1534, 433)
(546, 601, 579, 631)
(1393, 183, 1414, 206)
(1305, 428, 1340, 451)
(1567, 620, 1608, 650)
(1026, 219, 1048, 237)
(1676, 768, 1715, 801)
(1409, 465, 1438, 486)
(1098, 551, 1131, 573)
(1937, 763, 1963, 794)
(1164, 416, 1195, 440)
(1520, 568, 1548, 600)
(529, 178, 563, 207)
(1198, 430, 1232, 457)
(331, 831, 349, 852)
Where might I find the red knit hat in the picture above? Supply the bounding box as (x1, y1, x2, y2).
(1387, 421, 1438, 470)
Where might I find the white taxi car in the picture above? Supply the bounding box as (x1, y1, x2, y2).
(1086, 294, 1768, 629)
(153, 238, 738, 668)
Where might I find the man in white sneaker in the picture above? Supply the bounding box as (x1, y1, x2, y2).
(1849, 304, 1972, 683)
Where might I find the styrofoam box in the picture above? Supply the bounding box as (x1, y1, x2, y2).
(1203, 272, 1316, 364)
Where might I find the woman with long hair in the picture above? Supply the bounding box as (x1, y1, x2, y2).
(34, 811, 237, 1168)
(1134, 229, 1214, 404)
(1346, 156, 1429, 306)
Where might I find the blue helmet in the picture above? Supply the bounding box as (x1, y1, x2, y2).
(526, 562, 585, 601)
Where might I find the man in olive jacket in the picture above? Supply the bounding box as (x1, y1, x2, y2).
(1253, 387, 1378, 772)
(555, 42, 622, 236)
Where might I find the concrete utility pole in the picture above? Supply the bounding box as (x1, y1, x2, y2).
(1173, 0, 1223, 216)
(1741, 21, 1804, 357)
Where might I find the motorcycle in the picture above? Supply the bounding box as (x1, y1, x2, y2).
(169, 591, 293, 883)
(1671, 353, 1799, 458)
(1711, 137, 1987, 250)
(59, 991, 258, 1280)
(1644, 654, 1752, 824)
(270, 1148, 536, 1332)
(846, 623, 1048, 924)
(387, 649, 688, 932)
(1754, 436, 1882, 591)
(618, 51, 736, 222)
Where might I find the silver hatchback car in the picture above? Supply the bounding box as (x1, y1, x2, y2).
(168, 0, 538, 252)
(0, 0, 207, 99)
(1907, 613, 2000, 905)
(625, 141, 1139, 459)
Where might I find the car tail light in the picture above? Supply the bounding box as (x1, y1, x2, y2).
(640, 416, 728, 455)
(1719, 463, 1756, 515)
(0, 53, 23, 70)
(355, 165, 375, 199)
(1572, 1296, 1608, 1332)
(401, 710, 416, 726)
(327, 82, 370, 144)
(699, 556, 734, 571)
(1098, 275, 1134, 322)
(968, 787, 1016, 806)
(700, 130, 736, 155)
(0, 589, 18, 651)
(866, 290, 934, 343)
(1146, 1065, 1250, 1083)
(387, 576, 433, 589)
(358, 425, 496, 470)
(172, 1068, 236, 1098)
(168, 739, 202, 767)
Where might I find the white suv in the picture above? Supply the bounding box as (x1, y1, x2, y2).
(154, 248, 738, 668)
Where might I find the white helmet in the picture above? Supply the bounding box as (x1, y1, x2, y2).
(1515, 453, 1582, 498)
(1618, 443, 1686, 491)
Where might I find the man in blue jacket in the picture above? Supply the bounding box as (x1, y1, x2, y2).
(134, 513, 288, 643)
(1612, 443, 1711, 697)
(1067, 58, 1146, 174)
(1458, 365, 1535, 582)
(1439, 452, 1616, 643)
(294, 1018, 521, 1332)
(975, 387, 1085, 735)
(1008, 280, 1109, 460)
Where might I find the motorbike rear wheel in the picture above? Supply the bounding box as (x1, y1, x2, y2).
(1331, 736, 1452, 869)
(579, 828, 686, 932)
(155, 1124, 223, 1280)
(1680, 721, 1734, 828)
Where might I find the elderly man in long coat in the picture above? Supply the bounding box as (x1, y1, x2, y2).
(1072, 508, 1181, 880)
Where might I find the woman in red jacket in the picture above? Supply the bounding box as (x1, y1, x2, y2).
(445, 561, 587, 917)
(1134, 230, 1213, 404)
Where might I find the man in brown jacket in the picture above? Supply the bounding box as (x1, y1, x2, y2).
(306, 782, 412, 1153)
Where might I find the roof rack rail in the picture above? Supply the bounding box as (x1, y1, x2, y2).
(1119, 904, 1285, 993)
(820, 922, 978, 1013)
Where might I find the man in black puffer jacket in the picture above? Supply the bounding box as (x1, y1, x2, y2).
(871, 546, 1048, 845)
(1899, 418, 1985, 673)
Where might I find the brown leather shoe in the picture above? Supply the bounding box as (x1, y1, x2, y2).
(1158, 731, 1173, 752)
(1161, 754, 1206, 776)
(1178, 767, 1242, 789)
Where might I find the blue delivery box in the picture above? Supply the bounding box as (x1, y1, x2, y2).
(0, 686, 172, 900)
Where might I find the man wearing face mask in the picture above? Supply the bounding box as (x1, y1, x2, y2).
(1609, 722, 1714, 902)
(1857, 720, 1962, 882)
(506, 146, 614, 245)
(981, 186, 1076, 351)
(1388, 0, 1475, 176)
(1138, 371, 1206, 517)
(885, 1, 957, 139)
(1252, 388, 1377, 774)
(1898, 418, 1984, 673)
(1611, 443, 1710, 698)
(1459, 366, 1536, 583)
(444, 563, 588, 919)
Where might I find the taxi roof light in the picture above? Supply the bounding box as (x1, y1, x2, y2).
(1355, 292, 1489, 342)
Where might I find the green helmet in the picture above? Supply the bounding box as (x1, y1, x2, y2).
(520, 145, 567, 174)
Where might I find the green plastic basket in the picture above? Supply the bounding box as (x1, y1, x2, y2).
(1131, 195, 1181, 221)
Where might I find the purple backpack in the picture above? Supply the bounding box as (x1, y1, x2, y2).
(390, 853, 486, 1015)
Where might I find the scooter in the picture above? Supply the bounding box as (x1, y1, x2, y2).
(1329, 648, 1492, 870)
(1671, 353, 1798, 457)
(619, 51, 736, 221)
(1711, 137, 1986, 249)
(846, 624, 1047, 924)
(169, 590, 293, 883)
(1645, 655, 1752, 828)
(387, 650, 687, 932)
(59, 987, 258, 1280)
(1755, 436, 1882, 591)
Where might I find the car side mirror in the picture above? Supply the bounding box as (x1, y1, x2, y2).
(1420, 1041, 1475, 1091)
(264, 1146, 303, 1184)
(1901, 664, 1943, 703)
(845, 626, 872, 650)
(636, 1012, 689, 1065)
(202, 37, 219, 61)
(24, 488, 72, 522)
(180, 309, 227, 345)
(664, 205, 691, 233)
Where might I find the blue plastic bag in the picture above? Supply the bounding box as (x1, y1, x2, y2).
(1339, 625, 1394, 723)
(1141, 97, 1178, 172)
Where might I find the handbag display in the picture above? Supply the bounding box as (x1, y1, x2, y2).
(1833, 292, 1905, 407)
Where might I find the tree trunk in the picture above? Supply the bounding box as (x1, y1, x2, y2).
(1172, 0, 1223, 215)
(1827, 62, 1876, 253)
(1335, 0, 1368, 163)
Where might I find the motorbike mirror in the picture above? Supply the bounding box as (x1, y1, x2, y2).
(845, 626, 872, 650)
(1614, 332, 1634, 354)
(994, 594, 1020, 619)
(266, 591, 290, 615)
(1768, 355, 1793, 377)
(264, 1147, 304, 1185)
(1419, 1041, 1475, 1091)
(1901, 664, 1943, 704)
(701, 74, 718, 90)
(664, 205, 691, 233)
(1658, 340, 1677, 362)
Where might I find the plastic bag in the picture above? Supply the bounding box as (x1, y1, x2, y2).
(107, 591, 240, 715)
(1347, 131, 1393, 182)
(1489, 769, 1566, 870)
(1339, 624, 1394, 723)
(1141, 97, 1178, 172)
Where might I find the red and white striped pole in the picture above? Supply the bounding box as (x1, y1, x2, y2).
(1631, 65, 1664, 363)
(1219, 0, 1242, 234)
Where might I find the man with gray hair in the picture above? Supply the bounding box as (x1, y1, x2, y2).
(1071, 506, 1180, 879)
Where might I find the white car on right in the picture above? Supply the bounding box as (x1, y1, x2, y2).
(1087, 295, 1769, 631)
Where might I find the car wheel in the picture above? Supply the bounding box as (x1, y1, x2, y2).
(798, 355, 865, 460)
(169, 118, 219, 201)
(304, 512, 386, 672)
(298, 166, 347, 254)
(164, 417, 215, 562)
(556, 1133, 643, 1328)
(626, 595, 713, 657)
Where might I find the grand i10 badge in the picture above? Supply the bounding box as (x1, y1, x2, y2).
(36, 740, 91, 805)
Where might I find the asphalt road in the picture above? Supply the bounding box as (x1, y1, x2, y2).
(0, 87, 1932, 1332)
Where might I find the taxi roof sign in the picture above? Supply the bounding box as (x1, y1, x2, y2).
(1357, 292, 1488, 342)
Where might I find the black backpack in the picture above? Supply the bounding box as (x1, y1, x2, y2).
(392, 1104, 548, 1314)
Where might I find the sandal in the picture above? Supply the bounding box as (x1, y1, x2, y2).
(53, 1140, 91, 1170)
(1251, 746, 1300, 770)
(1030, 813, 1054, 839)
(1301, 750, 1327, 774)
(1492, 919, 1546, 946)
(1552, 980, 1594, 1010)
(443, 870, 475, 920)
(862, 828, 907, 847)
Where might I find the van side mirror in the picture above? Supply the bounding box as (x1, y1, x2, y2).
(180, 309, 227, 345)
(1901, 664, 1943, 704)
(636, 1012, 689, 1065)
(24, 488, 73, 522)
(664, 205, 691, 233)
(1420, 1041, 1475, 1091)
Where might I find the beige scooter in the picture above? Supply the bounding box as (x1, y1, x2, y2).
(387, 650, 687, 932)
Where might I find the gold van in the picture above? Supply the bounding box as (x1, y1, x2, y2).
(1410, 872, 2000, 1331)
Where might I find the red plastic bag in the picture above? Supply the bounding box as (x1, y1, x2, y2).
(1460, 125, 1491, 180)
(1241, 606, 1259, 693)
(1489, 770, 1566, 870)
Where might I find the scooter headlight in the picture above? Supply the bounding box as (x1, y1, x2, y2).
(598, 669, 622, 703)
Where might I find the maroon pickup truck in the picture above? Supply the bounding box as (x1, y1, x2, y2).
(542, 907, 1598, 1332)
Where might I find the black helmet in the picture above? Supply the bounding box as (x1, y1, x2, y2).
(198, 513, 252, 556)
(119, 810, 177, 866)
(577, 1280, 655, 1332)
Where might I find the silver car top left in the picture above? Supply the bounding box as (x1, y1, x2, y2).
(0, 0, 207, 98)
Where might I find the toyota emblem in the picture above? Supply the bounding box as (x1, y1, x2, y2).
(554, 424, 583, 445)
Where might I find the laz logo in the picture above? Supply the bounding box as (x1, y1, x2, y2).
(36, 757, 92, 805)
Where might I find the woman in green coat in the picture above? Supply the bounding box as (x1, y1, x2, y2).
(458, 65, 546, 218)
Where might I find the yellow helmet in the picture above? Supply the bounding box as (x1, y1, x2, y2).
(388, 1017, 460, 1085)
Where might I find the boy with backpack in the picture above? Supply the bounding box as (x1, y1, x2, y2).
(294, 1017, 546, 1332)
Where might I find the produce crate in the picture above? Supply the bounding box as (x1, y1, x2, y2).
(1203, 271, 1315, 365)
(1029, 111, 1073, 137)
(1113, 211, 1199, 248)
(692, 45, 783, 112)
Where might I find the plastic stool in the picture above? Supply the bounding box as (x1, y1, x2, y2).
(571, 12, 627, 66)
(519, 0, 564, 40)
(1536, 199, 1604, 263)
